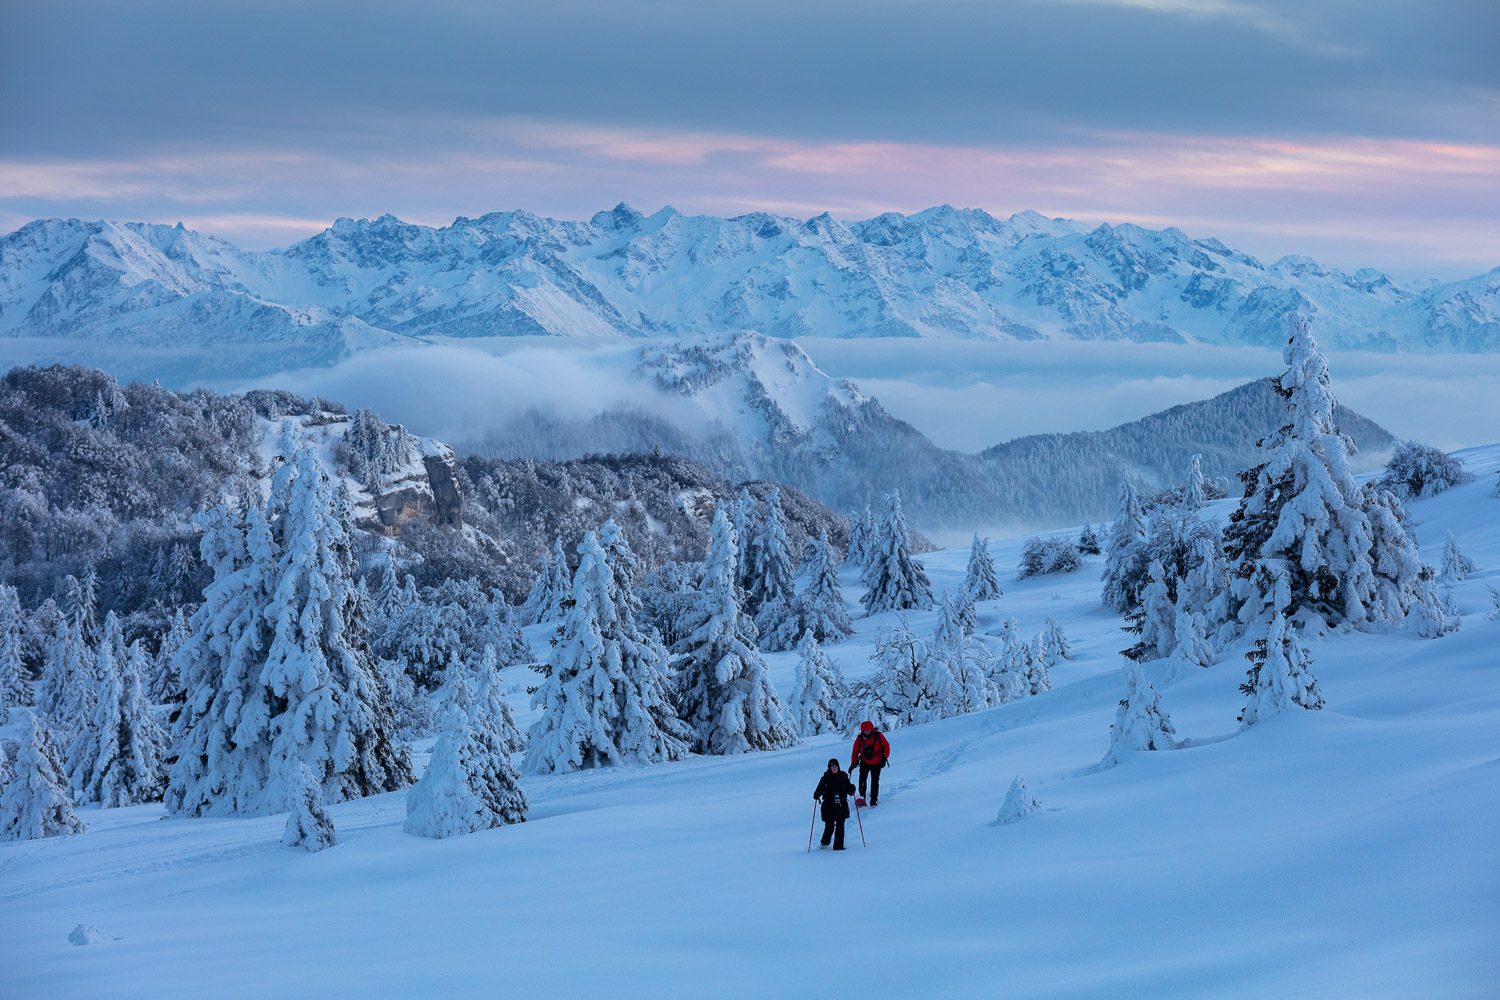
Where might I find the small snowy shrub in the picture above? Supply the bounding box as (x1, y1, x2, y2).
(1017, 537, 1083, 579)
(997, 776, 1040, 824)
(1106, 660, 1175, 764)
(1375, 441, 1472, 500)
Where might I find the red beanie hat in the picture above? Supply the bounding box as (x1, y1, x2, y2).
(860, 720, 874, 733)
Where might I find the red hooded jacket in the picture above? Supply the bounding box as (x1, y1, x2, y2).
(850, 727, 890, 770)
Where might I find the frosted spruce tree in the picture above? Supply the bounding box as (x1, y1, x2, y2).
(65, 610, 125, 794)
(1407, 572, 1461, 638)
(1440, 531, 1476, 583)
(168, 449, 412, 819)
(1163, 607, 1215, 682)
(260, 449, 413, 807)
(1104, 660, 1176, 765)
(860, 614, 959, 726)
(997, 776, 1041, 824)
(731, 488, 759, 597)
(0, 583, 30, 712)
(932, 594, 995, 714)
(1135, 560, 1177, 662)
(1219, 316, 1382, 633)
(1238, 612, 1324, 727)
(1025, 634, 1051, 696)
(860, 491, 933, 616)
(745, 487, 795, 616)
(987, 618, 1029, 704)
(1077, 523, 1102, 556)
(787, 631, 849, 737)
(282, 763, 337, 852)
(406, 650, 527, 838)
(846, 506, 874, 570)
(71, 639, 166, 807)
(671, 507, 796, 755)
(524, 538, 573, 625)
(1043, 615, 1071, 661)
(148, 607, 191, 705)
(0, 710, 86, 842)
(376, 545, 403, 617)
(1101, 480, 1150, 613)
(1182, 453, 1207, 512)
(1362, 488, 1423, 623)
(526, 530, 690, 772)
(758, 528, 852, 650)
(965, 534, 1002, 602)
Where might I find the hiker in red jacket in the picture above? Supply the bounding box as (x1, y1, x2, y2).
(849, 721, 890, 806)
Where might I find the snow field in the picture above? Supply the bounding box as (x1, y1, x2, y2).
(4, 446, 1498, 999)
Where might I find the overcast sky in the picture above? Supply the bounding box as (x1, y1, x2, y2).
(2, 0, 1496, 278)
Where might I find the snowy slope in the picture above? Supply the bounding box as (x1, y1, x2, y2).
(4, 446, 1497, 999)
(3, 209, 1499, 385)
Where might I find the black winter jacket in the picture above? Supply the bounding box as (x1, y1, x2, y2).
(814, 770, 857, 821)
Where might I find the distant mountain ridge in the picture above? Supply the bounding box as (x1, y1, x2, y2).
(2, 207, 1497, 384)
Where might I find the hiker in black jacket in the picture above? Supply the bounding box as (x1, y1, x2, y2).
(813, 758, 857, 850)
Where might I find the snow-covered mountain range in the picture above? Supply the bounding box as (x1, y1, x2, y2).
(3, 208, 1498, 384)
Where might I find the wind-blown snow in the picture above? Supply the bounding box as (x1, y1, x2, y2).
(3, 445, 1497, 999)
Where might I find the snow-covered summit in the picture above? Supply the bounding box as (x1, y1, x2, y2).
(3, 208, 1498, 384)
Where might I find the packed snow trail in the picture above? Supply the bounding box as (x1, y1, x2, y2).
(3, 446, 1499, 999)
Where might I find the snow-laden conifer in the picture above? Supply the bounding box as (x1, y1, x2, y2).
(282, 763, 337, 852)
(1440, 531, 1475, 583)
(846, 506, 873, 570)
(997, 776, 1040, 824)
(1361, 488, 1423, 623)
(1025, 634, 1051, 695)
(859, 614, 959, 726)
(1182, 453, 1207, 512)
(745, 487, 794, 615)
(0, 584, 30, 711)
(758, 528, 852, 650)
(1163, 606, 1215, 682)
(1219, 317, 1381, 632)
(671, 508, 796, 754)
(523, 538, 573, 625)
(931, 593, 993, 714)
(527, 530, 690, 772)
(1101, 480, 1150, 612)
(1105, 660, 1175, 765)
(148, 607, 191, 705)
(1135, 560, 1177, 662)
(1239, 613, 1324, 727)
(964, 534, 1002, 601)
(1407, 573, 1461, 638)
(1044, 615, 1071, 661)
(71, 638, 166, 807)
(0, 710, 86, 842)
(787, 631, 849, 737)
(860, 491, 933, 616)
(406, 651, 527, 838)
(1077, 523, 1102, 556)
(731, 488, 759, 596)
(376, 545, 403, 617)
(986, 618, 1029, 703)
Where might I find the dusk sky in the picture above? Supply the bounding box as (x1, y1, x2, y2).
(2, 0, 1496, 279)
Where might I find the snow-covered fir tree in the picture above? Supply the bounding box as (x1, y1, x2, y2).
(526, 530, 691, 772)
(406, 650, 528, 838)
(964, 534, 1002, 601)
(1218, 316, 1385, 633)
(65, 610, 125, 794)
(523, 538, 573, 625)
(986, 618, 1029, 704)
(757, 528, 853, 650)
(282, 763, 337, 852)
(482, 593, 533, 667)
(1105, 660, 1176, 765)
(860, 491, 933, 616)
(1043, 615, 1071, 661)
(997, 776, 1041, 824)
(1182, 453, 1207, 512)
(35, 609, 93, 740)
(1440, 531, 1475, 583)
(1132, 560, 1177, 662)
(787, 631, 849, 737)
(671, 507, 796, 754)
(0, 710, 86, 842)
(260, 449, 413, 806)
(931, 594, 995, 714)
(1077, 523, 1102, 556)
(1101, 480, 1150, 613)
(1376, 440, 1472, 500)
(731, 487, 759, 597)
(744, 487, 795, 616)
(148, 607, 191, 705)
(66, 566, 99, 642)
(0, 584, 30, 711)
(376, 545, 403, 617)
(1025, 634, 1051, 696)
(1407, 572, 1461, 638)
(846, 505, 873, 570)
(859, 614, 959, 727)
(1362, 488, 1424, 623)
(71, 637, 166, 807)
(167, 450, 412, 819)
(1238, 612, 1324, 727)
(1163, 606, 1216, 682)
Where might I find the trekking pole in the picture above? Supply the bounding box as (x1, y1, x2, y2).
(854, 798, 867, 848)
(807, 801, 817, 853)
